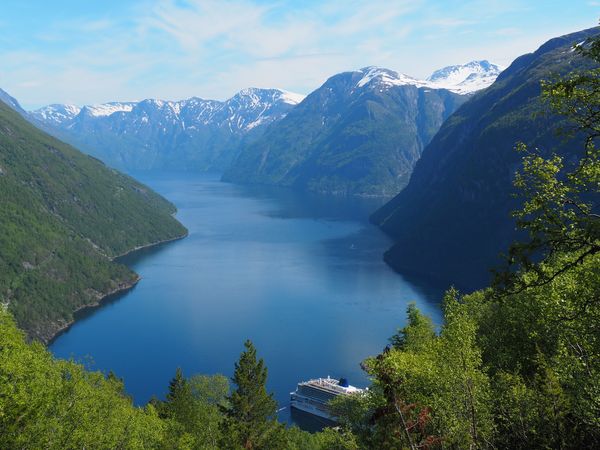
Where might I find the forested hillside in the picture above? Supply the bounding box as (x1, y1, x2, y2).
(0, 99, 187, 342)
(331, 32, 600, 447)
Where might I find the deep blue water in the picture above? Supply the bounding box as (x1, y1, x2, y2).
(50, 172, 445, 425)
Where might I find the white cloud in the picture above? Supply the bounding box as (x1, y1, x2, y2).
(0, 0, 596, 109)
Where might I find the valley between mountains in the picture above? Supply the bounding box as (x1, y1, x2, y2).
(1, 11, 600, 447)
(0, 30, 595, 340)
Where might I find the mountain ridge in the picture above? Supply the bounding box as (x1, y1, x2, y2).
(28, 60, 500, 177)
(371, 26, 600, 289)
(30, 87, 305, 172)
(222, 61, 503, 196)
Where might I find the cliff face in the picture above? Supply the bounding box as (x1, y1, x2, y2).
(371, 27, 600, 289)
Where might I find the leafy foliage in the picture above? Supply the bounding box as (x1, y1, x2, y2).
(337, 295, 492, 449)
(498, 37, 600, 292)
(0, 313, 354, 449)
(0, 307, 165, 449)
(328, 31, 600, 450)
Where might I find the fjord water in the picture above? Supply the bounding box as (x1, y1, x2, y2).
(50, 172, 444, 424)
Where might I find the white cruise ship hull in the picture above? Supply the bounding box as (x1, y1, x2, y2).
(290, 398, 335, 420)
(290, 377, 363, 423)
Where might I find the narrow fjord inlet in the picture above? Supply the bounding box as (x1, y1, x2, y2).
(50, 172, 444, 425)
(3, 3, 600, 447)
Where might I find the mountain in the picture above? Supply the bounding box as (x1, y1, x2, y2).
(222, 62, 501, 196)
(371, 27, 600, 289)
(0, 88, 29, 118)
(426, 60, 504, 94)
(31, 88, 304, 172)
(0, 97, 187, 342)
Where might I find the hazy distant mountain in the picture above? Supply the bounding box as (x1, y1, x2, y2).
(31, 88, 304, 171)
(371, 27, 600, 289)
(0, 88, 28, 118)
(223, 61, 501, 196)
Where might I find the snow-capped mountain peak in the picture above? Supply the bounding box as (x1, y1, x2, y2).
(232, 87, 305, 107)
(34, 88, 303, 133)
(352, 61, 503, 95)
(356, 66, 428, 89)
(31, 104, 81, 124)
(426, 60, 504, 94)
(81, 102, 136, 118)
(224, 88, 305, 131)
(32, 88, 305, 148)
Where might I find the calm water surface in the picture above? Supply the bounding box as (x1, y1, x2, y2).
(50, 172, 445, 425)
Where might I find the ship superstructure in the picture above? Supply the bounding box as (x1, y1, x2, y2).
(290, 376, 363, 421)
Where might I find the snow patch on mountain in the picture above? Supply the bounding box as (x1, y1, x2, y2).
(82, 102, 135, 117)
(354, 61, 503, 95)
(31, 104, 82, 124)
(279, 90, 305, 105)
(357, 66, 429, 89)
(426, 60, 504, 94)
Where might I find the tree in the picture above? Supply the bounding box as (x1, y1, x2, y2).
(497, 34, 600, 293)
(389, 302, 436, 351)
(220, 340, 284, 449)
(349, 297, 492, 449)
(157, 369, 230, 448)
(167, 367, 188, 403)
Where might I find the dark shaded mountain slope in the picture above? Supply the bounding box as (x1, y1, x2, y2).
(371, 27, 600, 289)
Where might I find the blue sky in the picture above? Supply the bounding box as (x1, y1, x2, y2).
(1, 0, 597, 109)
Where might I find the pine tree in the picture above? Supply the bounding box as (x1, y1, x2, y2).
(163, 367, 195, 429)
(220, 340, 284, 449)
(167, 367, 188, 403)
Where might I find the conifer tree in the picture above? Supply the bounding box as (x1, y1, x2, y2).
(167, 367, 188, 403)
(220, 340, 284, 449)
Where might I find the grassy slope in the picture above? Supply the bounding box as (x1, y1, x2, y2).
(0, 100, 187, 341)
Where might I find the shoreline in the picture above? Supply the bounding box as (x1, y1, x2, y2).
(111, 231, 189, 261)
(45, 275, 141, 346)
(46, 231, 188, 345)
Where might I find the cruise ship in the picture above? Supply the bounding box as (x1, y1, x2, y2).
(290, 376, 363, 421)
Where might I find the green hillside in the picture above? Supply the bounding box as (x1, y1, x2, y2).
(0, 99, 187, 342)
